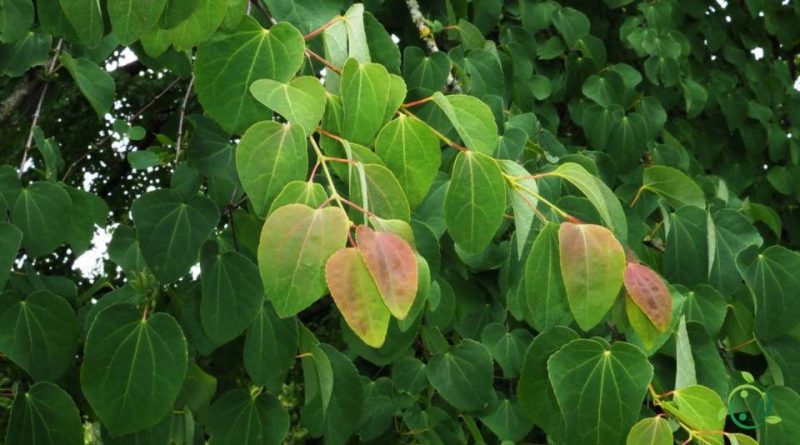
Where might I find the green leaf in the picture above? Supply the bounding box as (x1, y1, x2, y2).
(264, 0, 340, 34)
(518, 327, 578, 439)
(559, 222, 625, 331)
(681, 78, 708, 118)
(524, 223, 573, 331)
(4, 382, 82, 445)
(244, 302, 297, 392)
(444, 151, 506, 254)
(355, 225, 418, 319)
(675, 316, 697, 390)
(12, 181, 72, 257)
(107, 225, 148, 276)
(552, 6, 590, 47)
(402, 46, 450, 91)
(343, 3, 369, 62)
(501, 160, 539, 258)
(582, 71, 625, 107)
(737, 246, 800, 341)
(298, 326, 334, 431)
(250, 76, 327, 134)
(664, 205, 709, 288)
(623, 262, 672, 331)
(426, 339, 494, 412)
(325, 247, 391, 348)
(207, 389, 289, 445)
(57, 0, 104, 47)
(480, 323, 533, 378)
(548, 339, 654, 445)
(0, 222, 22, 289)
(60, 52, 115, 118)
(750, 386, 800, 445)
(318, 344, 365, 445)
(0, 31, 51, 77)
(608, 112, 648, 170)
(164, 0, 227, 51)
(81, 304, 188, 436)
(666, 385, 725, 442)
(374, 114, 442, 208)
(259, 204, 350, 317)
(127, 149, 161, 169)
(0, 0, 32, 43)
(551, 162, 628, 241)
(640, 165, 705, 209)
(65, 186, 108, 256)
(431, 92, 498, 155)
(199, 241, 263, 343)
(107, 0, 167, 44)
(268, 180, 328, 215)
(348, 162, 411, 222)
(236, 121, 307, 217)
(340, 58, 397, 145)
(186, 115, 236, 180)
(480, 398, 534, 442)
(0, 290, 78, 381)
(131, 189, 220, 284)
(626, 416, 672, 445)
(195, 17, 305, 134)
(710, 209, 762, 296)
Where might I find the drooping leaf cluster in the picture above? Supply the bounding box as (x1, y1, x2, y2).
(1, 0, 800, 444)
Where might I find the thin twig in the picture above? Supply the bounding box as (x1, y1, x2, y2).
(305, 48, 342, 74)
(304, 15, 342, 40)
(174, 76, 194, 162)
(19, 39, 63, 178)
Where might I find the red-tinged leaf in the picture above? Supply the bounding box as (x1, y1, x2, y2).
(258, 204, 351, 318)
(558, 222, 625, 331)
(624, 262, 673, 331)
(355, 225, 418, 319)
(325, 247, 391, 348)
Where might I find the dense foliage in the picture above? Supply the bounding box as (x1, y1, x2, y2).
(1, 0, 799, 444)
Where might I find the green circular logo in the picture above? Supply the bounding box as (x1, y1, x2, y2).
(727, 384, 771, 430)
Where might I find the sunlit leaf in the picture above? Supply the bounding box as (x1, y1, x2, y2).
(250, 76, 327, 134)
(259, 204, 350, 317)
(355, 225, 417, 319)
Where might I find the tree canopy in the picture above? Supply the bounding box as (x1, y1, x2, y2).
(1, 0, 800, 444)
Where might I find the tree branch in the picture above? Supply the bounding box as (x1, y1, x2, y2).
(18, 39, 63, 178)
(174, 76, 194, 162)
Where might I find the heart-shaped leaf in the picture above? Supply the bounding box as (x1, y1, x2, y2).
(548, 339, 653, 445)
(236, 121, 307, 217)
(244, 302, 297, 392)
(0, 290, 78, 381)
(12, 181, 72, 257)
(558, 222, 625, 331)
(259, 204, 350, 317)
(426, 339, 494, 411)
(325, 247, 391, 348)
(431, 92, 498, 155)
(374, 114, 441, 208)
(0, 222, 22, 289)
(626, 416, 673, 445)
(624, 262, 672, 331)
(81, 304, 187, 436)
(250, 76, 327, 134)
(444, 151, 506, 254)
(356, 225, 418, 319)
(207, 389, 289, 445)
(200, 241, 264, 344)
(5, 382, 82, 445)
(195, 17, 305, 134)
(131, 189, 220, 284)
(524, 223, 573, 331)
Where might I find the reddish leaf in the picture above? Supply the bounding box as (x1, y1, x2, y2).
(325, 247, 391, 348)
(624, 262, 672, 331)
(356, 225, 418, 319)
(558, 222, 625, 331)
